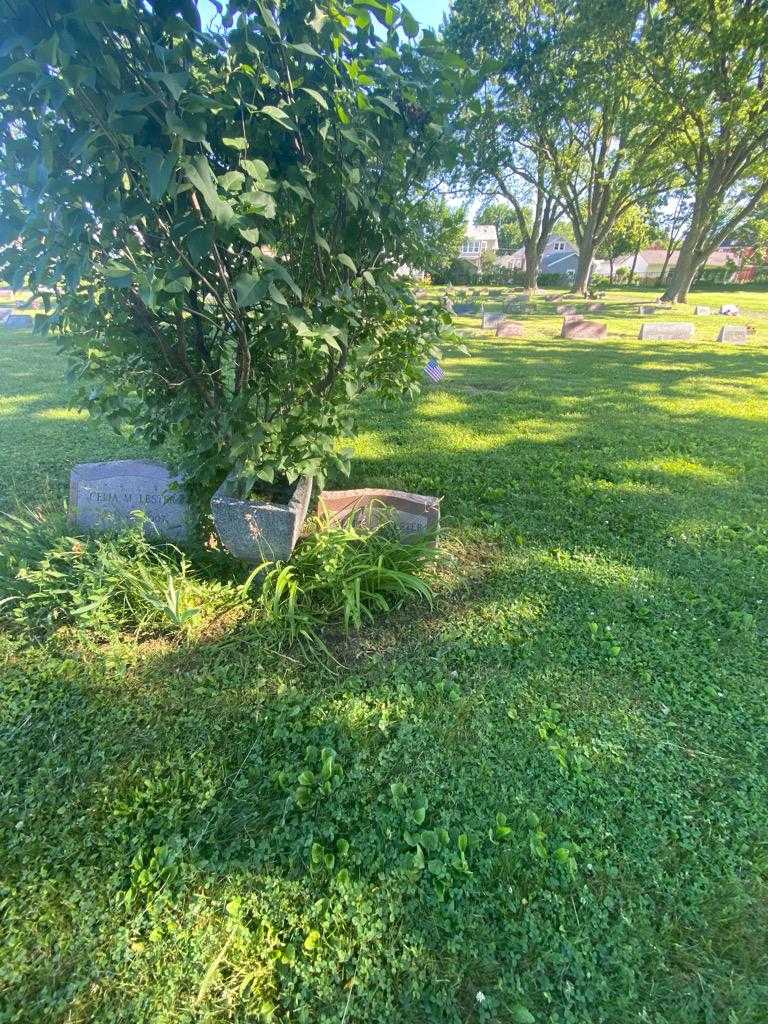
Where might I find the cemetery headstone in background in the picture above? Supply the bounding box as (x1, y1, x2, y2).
(637, 305, 659, 315)
(718, 325, 748, 345)
(70, 460, 191, 541)
(453, 303, 478, 315)
(587, 302, 605, 312)
(561, 318, 607, 340)
(318, 488, 440, 541)
(2, 313, 34, 329)
(695, 306, 712, 315)
(496, 321, 525, 337)
(556, 304, 578, 314)
(482, 312, 506, 329)
(720, 303, 740, 315)
(639, 322, 695, 340)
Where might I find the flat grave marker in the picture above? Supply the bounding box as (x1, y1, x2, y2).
(556, 304, 578, 314)
(720, 303, 740, 316)
(637, 305, 659, 315)
(70, 460, 192, 541)
(2, 313, 34, 329)
(695, 305, 712, 315)
(639, 322, 695, 341)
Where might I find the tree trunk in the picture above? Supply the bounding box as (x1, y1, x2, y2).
(609, 258, 615, 285)
(661, 231, 701, 302)
(523, 239, 538, 292)
(629, 247, 640, 284)
(572, 246, 594, 294)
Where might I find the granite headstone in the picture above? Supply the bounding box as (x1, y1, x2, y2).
(720, 303, 740, 316)
(482, 312, 506, 329)
(3, 313, 33, 329)
(639, 322, 695, 340)
(318, 488, 440, 541)
(718, 325, 748, 345)
(561, 318, 607, 340)
(496, 320, 525, 337)
(695, 305, 712, 315)
(70, 460, 191, 540)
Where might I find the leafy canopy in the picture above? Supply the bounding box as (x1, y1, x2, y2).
(0, 0, 462, 514)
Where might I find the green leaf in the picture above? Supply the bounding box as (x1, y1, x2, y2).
(241, 158, 270, 180)
(290, 42, 321, 57)
(308, 5, 328, 32)
(300, 87, 329, 110)
(362, 270, 375, 287)
(336, 253, 356, 274)
(259, 105, 297, 132)
(218, 170, 245, 192)
(234, 272, 262, 307)
(142, 150, 175, 201)
(161, 275, 192, 294)
(303, 929, 321, 951)
(401, 7, 419, 37)
(238, 226, 260, 244)
(183, 156, 234, 225)
(222, 136, 247, 150)
(156, 71, 189, 101)
(511, 1008, 535, 1024)
(268, 281, 288, 306)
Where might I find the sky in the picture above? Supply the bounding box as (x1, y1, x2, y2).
(198, 0, 451, 32)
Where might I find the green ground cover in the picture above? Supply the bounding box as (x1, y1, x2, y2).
(2, 287, 768, 1022)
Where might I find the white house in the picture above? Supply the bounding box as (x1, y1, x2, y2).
(458, 223, 499, 263)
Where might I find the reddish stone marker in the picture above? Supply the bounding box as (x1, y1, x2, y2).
(318, 488, 440, 541)
(496, 320, 525, 337)
(556, 304, 578, 314)
(561, 317, 607, 339)
(587, 302, 604, 312)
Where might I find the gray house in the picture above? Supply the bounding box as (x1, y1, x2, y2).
(500, 234, 580, 279)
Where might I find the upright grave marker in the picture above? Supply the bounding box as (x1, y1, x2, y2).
(721, 303, 740, 315)
(496, 321, 525, 337)
(718, 325, 748, 345)
(639, 322, 695, 341)
(482, 312, 506, 329)
(561, 318, 607, 340)
(70, 460, 192, 541)
(695, 305, 712, 315)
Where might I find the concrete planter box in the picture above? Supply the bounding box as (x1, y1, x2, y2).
(211, 474, 313, 564)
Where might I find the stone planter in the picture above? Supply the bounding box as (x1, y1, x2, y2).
(211, 475, 313, 564)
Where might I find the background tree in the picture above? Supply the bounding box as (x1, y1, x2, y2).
(598, 204, 653, 283)
(476, 200, 527, 253)
(645, 0, 768, 302)
(0, 0, 459, 522)
(407, 197, 467, 279)
(445, 0, 564, 292)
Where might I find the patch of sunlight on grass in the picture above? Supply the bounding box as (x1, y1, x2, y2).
(418, 395, 472, 417)
(620, 456, 736, 486)
(34, 406, 86, 421)
(0, 393, 44, 415)
(426, 420, 578, 452)
(351, 430, 395, 459)
(648, 394, 768, 421)
(528, 545, 660, 590)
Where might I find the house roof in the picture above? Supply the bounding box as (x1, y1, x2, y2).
(464, 223, 498, 243)
(638, 247, 746, 269)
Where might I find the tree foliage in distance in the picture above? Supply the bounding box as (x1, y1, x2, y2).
(0, 0, 461, 520)
(446, 0, 564, 292)
(645, 0, 768, 302)
(597, 204, 653, 282)
(476, 201, 527, 253)
(406, 196, 467, 279)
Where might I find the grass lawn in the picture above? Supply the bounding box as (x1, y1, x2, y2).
(2, 287, 768, 1022)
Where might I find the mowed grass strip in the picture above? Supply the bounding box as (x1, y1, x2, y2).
(2, 287, 768, 1023)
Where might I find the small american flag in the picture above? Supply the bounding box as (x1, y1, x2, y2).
(424, 357, 445, 383)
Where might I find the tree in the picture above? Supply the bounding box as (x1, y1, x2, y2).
(0, 0, 459, 523)
(408, 197, 467, 279)
(646, 0, 768, 302)
(476, 201, 527, 253)
(537, 2, 672, 294)
(597, 204, 653, 283)
(446, 0, 671, 296)
(446, 0, 564, 292)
